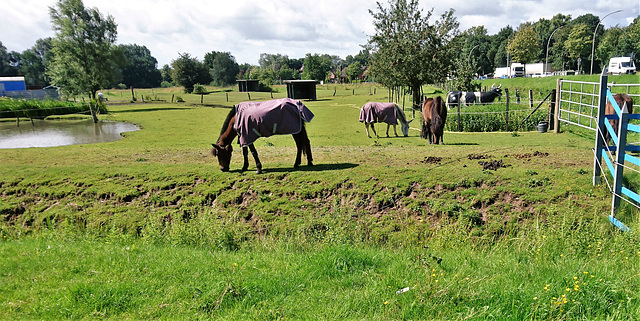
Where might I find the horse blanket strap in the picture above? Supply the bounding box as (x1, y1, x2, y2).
(234, 98, 314, 147)
(359, 102, 398, 125)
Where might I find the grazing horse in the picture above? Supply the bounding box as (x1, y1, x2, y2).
(421, 96, 447, 144)
(604, 93, 634, 144)
(211, 98, 314, 174)
(446, 84, 502, 109)
(359, 102, 413, 138)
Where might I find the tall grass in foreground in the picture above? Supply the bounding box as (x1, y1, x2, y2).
(1, 209, 638, 320)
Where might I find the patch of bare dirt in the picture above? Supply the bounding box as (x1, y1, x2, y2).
(467, 153, 489, 160)
(478, 160, 509, 170)
(513, 151, 549, 159)
(421, 156, 442, 164)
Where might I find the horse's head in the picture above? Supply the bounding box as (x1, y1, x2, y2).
(211, 143, 233, 172)
(401, 118, 413, 137)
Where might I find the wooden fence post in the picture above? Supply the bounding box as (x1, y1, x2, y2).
(505, 88, 510, 131)
(529, 90, 533, 109)
(548, 89, 556, 129)
(554, 79, 562, 134)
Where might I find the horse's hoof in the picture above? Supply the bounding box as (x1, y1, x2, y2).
(241, 166, 248, 171)
(294, 164, 300, 168)
(255, 169, 263, 174)
(308, 162, 313, 166)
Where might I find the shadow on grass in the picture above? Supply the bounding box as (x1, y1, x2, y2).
(230, 162, 359, 174)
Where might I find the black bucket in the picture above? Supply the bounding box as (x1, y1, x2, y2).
(537, 121, 549, 133)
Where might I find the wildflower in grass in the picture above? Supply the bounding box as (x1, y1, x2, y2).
(384, 301, 388, 305)
(533, 297, 538, 300)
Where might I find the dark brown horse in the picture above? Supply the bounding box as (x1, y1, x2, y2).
(604, 93, 634, 144)
(211, 99, 313, 174)
(421, 96, 447, 144)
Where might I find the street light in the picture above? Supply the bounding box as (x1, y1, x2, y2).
(590, 9, 623, 75)
(545, 25, 565, 75)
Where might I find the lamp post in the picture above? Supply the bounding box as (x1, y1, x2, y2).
(590, 9, 623, 75)
(545, 25, 564, 75)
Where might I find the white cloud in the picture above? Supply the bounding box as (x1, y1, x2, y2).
(1, 0, 637, 67)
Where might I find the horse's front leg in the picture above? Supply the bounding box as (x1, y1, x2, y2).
(370, 123, 378, 138)
(248, 144, 262, 174)
(241, 146, 249, 171)
(364, 123, 371, 138)
(392, 124, 399, 137)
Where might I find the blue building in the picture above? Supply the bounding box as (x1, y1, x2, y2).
(0, 76, 27, 94)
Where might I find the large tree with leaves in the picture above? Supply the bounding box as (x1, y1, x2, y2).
(47, 0, 123, 123)
(204, 51, 239, 86)
(367, 0, 459, 109)
(507, 26, 540, 68)
(118, 44, 162, 88)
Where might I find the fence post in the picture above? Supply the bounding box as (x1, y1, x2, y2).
(554, 79, 562, 134)
(505, 88, 510, 132)
(529, 90, 533, 109)
(611, 101, 630, 216)
(593, 71, 608, 186)
(457, 101, 461, 132)
(548, 89, 556, 130)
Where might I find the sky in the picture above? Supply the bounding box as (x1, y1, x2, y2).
(2, 0, 637, 67)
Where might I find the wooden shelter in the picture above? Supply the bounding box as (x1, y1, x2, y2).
(237, 79, 260, 92)
(284, 80, 317, 101)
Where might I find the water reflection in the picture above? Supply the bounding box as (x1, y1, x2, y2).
(0, 119, 139, 149)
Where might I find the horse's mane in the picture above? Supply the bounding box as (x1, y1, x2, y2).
(218, 107, 237, 139)
(394, 104, 408, 124)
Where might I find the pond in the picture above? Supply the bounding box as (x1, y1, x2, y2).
(0, 119, 139, 149)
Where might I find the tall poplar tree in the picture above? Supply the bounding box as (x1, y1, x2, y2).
(47, 0, 123, 123)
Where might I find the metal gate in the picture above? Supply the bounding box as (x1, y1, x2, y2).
(556, 78, 640, 132)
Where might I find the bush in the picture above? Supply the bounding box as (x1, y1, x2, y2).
(160, 81, 173, 88)
(116, 83, 127, 90)
(192, 84, 207, 95)
(444, 103, 548, 132)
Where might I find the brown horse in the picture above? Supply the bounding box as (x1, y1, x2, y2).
(211, 98, 313, 174)
(604, 93, 634, 144)
(421, 96, 447, 144)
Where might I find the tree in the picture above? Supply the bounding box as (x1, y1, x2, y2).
(367, 0, 459, 108)
(118, 44, 162, 88)
(301, 53, 332, 82)
(171, 53, 210, 93)
(564, 24, 592, 72)
(506, 26, 540, 67)
(19, 38, 53, 86)
(204, 51, 239, 86)
(345, 62, 363, 82)
(491, 26, 514, 68)
(47, 0, 123, 123)
(160, 64, 173, 84)
(0, 41, 20, 76)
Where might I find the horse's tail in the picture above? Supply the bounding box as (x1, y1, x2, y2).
(297, 122, 312, 158)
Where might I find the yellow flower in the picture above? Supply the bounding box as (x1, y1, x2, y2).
(533, 297, 538, 300)
(384, 301, 388, 305)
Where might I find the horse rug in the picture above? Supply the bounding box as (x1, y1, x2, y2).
(234, 98, 314, 147)
(359, 102, 398, 125)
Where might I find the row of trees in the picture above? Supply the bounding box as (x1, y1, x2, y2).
(1, 0, 638, 106)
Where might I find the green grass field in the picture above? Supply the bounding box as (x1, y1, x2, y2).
(1, 77, 639, 320)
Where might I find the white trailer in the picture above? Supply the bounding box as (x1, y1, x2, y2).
(608, 57, 636, 75)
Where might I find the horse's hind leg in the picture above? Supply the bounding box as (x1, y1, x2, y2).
(248, 144, 262, 174)
(241, 146, 249, 171)
(293, 134, 303, 168)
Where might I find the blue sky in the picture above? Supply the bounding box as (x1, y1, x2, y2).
(2, 0, 636, 67)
